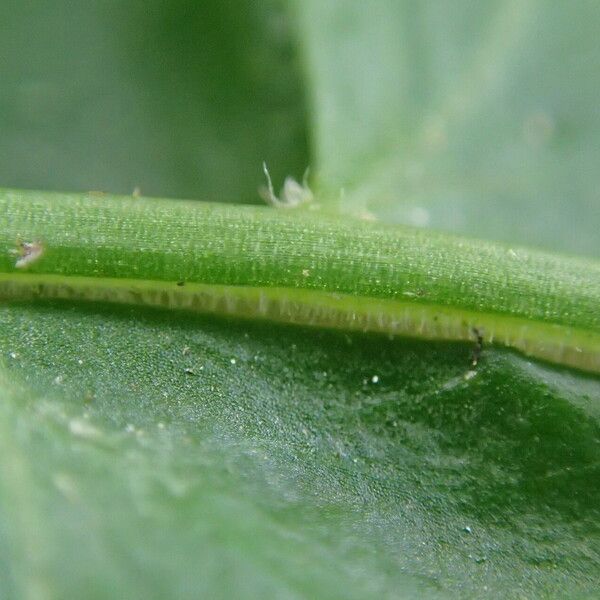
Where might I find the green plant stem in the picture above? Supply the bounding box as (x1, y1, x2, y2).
(1, 189, 599, 373)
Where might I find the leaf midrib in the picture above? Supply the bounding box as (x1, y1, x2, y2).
(1, 189, 599, 374)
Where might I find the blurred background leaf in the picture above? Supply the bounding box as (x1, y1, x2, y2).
(0, 0, 309, 202)
(296, 0, 600, 256)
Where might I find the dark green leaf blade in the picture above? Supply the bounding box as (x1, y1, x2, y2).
(1, 302, 598, 598)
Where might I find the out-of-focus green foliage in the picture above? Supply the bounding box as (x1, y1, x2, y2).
(297, 0, 600, 256)
(0, 0, 308, 202)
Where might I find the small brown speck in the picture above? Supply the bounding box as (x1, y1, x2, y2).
(471, 328, 484, 367)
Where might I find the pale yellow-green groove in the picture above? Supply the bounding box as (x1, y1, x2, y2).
(1, 189, 599, 374)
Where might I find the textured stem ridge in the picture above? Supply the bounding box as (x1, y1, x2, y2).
(1, 189, 599, 374)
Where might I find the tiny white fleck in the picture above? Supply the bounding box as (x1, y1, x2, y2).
(464, 370, 477, 381)
(125, 423, 135, 433)
(464, 525, 472, 534)
(53, 375, 63, 385)
(77, 359, 83, 365)
(408, 206, 431, 227)
(302, 268, 310, 277)
(259, 162, 313, 208)
(13, 240, 44, 269)
(69, 418, 100, 439)
(230, 358, 236, 365)
(371, 375, 379, 384)
(157, 422, 165, 430)
(9, 352, 17, 359)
